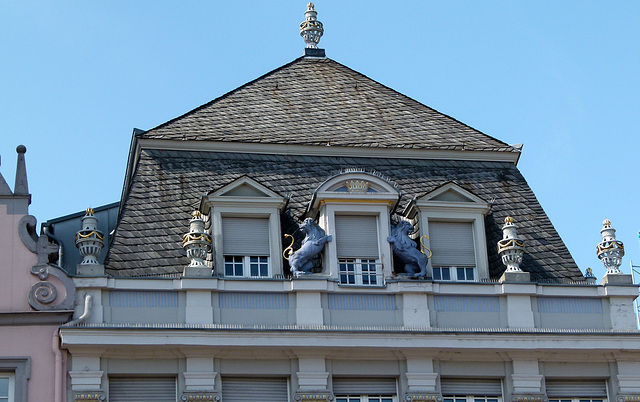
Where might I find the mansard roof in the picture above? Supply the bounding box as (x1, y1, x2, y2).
(105, 149, 581, 281)
(140, 57, 518, 153)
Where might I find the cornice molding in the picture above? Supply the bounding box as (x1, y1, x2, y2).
(137, 138, 520, 164)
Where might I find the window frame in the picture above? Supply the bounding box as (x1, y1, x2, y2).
(309, 172, 401, 285)
(432, 266, 477, 282)
(335, 396, 396, 402)
(0, 373, 14, 402)
(202, 177, 287, 279)
(405, 183, 491, 281)
(224, 255, 270, 278)
(443, 396, 501, 402)
(0, 359, 29, 402)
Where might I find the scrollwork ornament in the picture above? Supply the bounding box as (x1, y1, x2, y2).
(30, 281, 57, 305)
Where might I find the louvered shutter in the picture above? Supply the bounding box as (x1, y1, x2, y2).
(109, 377, 176, 402)
(546, 380, 607, 397)
(332, 378, 397, 395)
(440, 379, 502, 396)
(429, 221, 475, 267)
(335, 215, 379, 259)
(222, 217, 270, 255)
(222, 377, 288, 402)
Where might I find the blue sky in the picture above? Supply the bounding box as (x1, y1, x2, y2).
(1, 2, 638, 281)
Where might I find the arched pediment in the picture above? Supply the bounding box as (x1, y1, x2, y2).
(308, 171, 401, 213)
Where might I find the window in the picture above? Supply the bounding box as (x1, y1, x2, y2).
(336, 397, 395, 402)
(546, 380, 607, 402)
(0, 374, 14, 402)
(440, 379, 502, 402)
(202, 176, 287, 278)
(335, 215, 383, 286)
(433, 266, 476, 281)
(443, 396, 499, 402)
(222, 377, 288, 402)
(333, 378, 397, 402)
(549, 399, 604, 402)
(222, 217, 271, 277)
(429, 221, 476, 274)
(405, 183, 491, 281)
(224, 256, 269, 277)
(0, 359, 28, 402)
(109, 377, 176, 402)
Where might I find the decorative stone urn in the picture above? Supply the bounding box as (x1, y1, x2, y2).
(596, 219, 624, 274)
(182, 211, 212, 275)
(497, 216, 526, 272)
(300, 2, 324, 49)
(75, 208, 104, 265)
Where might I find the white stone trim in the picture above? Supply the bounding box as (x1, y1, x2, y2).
(138, 138, 521, 164)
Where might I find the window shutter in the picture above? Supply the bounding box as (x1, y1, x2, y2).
(222, 377, 288, 402)
(109, 377, 176, 402)
(440, 379, 502, 395)
(546, 380, 607, 397)
(335, 215, 379, 259)
(332, 377, 397, 395)
(222, 217, 270, 255)
(429, 221, 475, 267)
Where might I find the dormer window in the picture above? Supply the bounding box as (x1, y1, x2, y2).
(222, 217, 270, 277)
(404, 183, 490, 281)
(307, 171, 401, 286)
(201, 177, 286, 278)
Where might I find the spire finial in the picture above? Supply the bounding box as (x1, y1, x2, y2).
(14, 144, 29, 195)
(497, 216, 526, 272)
(300, 2, 324, 49)
(597, 218, 624, 274)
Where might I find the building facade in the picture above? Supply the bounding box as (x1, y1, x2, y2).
(50, 5, 640, 402)
(0, 146, 75, 402)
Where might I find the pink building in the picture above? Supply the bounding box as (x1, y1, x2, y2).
(0, 146, 75, 402)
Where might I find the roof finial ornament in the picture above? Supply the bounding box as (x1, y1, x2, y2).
(300, 2, 324, 49)
(75, 207, 105, 265)
(497, 216, 526, 272)
(597, 219, 624, 274)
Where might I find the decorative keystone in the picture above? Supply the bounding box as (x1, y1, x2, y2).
(300, 2, 324, 49)
(182, 211, 212, 270)
(75, 208, 105, 265)
(497, 216, 525, 272)
(597, 219, 624, 274)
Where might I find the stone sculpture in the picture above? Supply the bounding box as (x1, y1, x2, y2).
(387, 221, 428, 278)
(287, 218, 332, 276)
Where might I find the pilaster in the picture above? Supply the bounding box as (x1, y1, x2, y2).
(296, 292, 324, 326)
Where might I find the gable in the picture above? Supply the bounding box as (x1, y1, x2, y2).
(431, 189, 474, 203)
(220, 183, 269, 198)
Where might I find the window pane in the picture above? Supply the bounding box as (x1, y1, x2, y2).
(457, 267, 465, 280)
(433, 267, 442, 280)
(442, 267, 451, 280)
(466, 267, 474, 280)
(0, 377, 7, 397)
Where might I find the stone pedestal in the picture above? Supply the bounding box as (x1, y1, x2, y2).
(601, 274, 633, 285)
(76, 263, 105, 276)
(500, 271, 531, 283)
(183, 265, 212, 277)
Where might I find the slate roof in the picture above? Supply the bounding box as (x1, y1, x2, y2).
(105, 149, 582, 281)
(140, 57, 518, 152)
